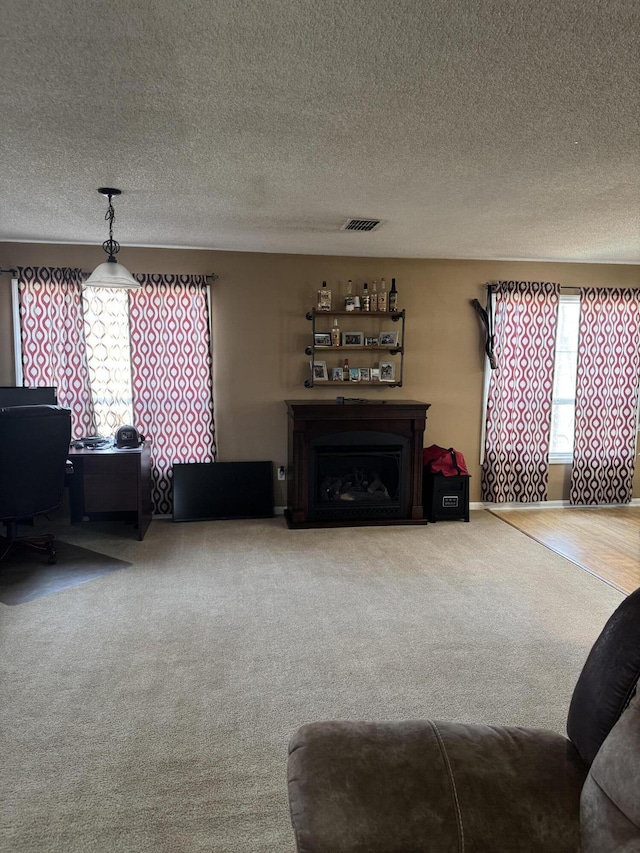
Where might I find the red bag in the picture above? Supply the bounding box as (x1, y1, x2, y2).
(423, 444, 469, 477)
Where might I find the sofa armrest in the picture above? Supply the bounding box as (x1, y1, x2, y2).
(287, 719, 587, 853)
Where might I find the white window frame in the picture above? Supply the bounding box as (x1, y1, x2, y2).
(11, 277, 23, 386)
(549, 294, 580, 465)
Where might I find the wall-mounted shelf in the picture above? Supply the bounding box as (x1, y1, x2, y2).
(306, 309, 403, 321)
(304, 308, 406, 388)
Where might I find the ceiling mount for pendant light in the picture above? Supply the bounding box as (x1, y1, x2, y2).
(84, 187, 140, 289)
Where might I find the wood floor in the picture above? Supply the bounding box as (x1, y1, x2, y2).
(490, 506, 640, 595)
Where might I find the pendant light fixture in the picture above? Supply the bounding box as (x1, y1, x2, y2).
(84, 188, 140, 289)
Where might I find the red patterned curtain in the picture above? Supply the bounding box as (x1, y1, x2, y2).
(129, 274, 216, 514)
(570, 288, 640, 505)
(482, 281, 560, 502)
(18, 267, 96, 439)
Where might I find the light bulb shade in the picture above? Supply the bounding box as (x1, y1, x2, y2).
(84, 260, 140, 289)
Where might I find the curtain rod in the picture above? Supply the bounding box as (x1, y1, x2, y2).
(0, 267, 218, 282)
(484, 282, 581, 292)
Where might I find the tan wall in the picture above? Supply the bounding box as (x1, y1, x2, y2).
(1, 242, 638, 505)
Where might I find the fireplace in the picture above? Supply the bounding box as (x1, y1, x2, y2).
(285, 400, 430, 528)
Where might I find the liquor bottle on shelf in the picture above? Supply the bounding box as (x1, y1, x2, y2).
(370, 280, 378, 312)
(362, 282, 371, 311)
(344, 280, 356, 312)
(343, 357, 350, 379)
(352, 282, 361, 311)
(378, 278, 388, 312)
(317, 281, 331, 312)
(389, 278, 398, 312)
(331, 317, 341, 346)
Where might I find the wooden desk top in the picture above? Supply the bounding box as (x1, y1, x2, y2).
(68, 440, 150, 457)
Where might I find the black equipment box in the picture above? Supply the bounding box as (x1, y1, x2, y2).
(423, 471, 470, 522)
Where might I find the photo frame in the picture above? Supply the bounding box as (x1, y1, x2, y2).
(359, 367, 370, 382)
(349, 367, 360, 382)
(314, 332, 332, 347)
(378, 330, 399, 347)
(342, 331, 364, 346)
(365, 336, 379, 347)
(313, 361, 328, 381)
(379, 361, 395, 382)
(331, 367, 344, 381)
(370, 367, 380, 381)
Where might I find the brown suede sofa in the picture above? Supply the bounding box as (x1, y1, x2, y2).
(288, 587, 640, 852)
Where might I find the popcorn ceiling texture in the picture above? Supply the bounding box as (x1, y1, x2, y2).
(1, 0, 638, 261)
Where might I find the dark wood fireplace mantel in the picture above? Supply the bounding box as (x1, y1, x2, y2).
(285, 399, 431, 528)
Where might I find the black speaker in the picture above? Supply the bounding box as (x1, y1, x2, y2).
(172, 461, 274, 522)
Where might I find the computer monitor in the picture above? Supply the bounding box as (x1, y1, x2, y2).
(0, 386, 58, 407)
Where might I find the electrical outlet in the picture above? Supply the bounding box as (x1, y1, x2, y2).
(277, 466, 286, 480)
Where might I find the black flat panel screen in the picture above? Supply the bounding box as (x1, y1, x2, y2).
(0, 386, 57, 407)
(172, 461, 274, 522)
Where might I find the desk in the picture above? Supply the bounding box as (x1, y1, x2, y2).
(68, 442, 152, 540)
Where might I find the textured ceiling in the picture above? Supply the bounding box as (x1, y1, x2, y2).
(1, 0, 639, 262)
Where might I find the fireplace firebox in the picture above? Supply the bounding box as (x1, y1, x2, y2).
(285, 400, 430, 528)
(311, 431, 408, 521)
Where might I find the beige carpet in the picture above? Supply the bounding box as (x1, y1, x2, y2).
(0, 511, 623, 852)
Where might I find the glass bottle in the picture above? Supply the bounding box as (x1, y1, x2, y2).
(345, 279, 355, 311)
(343, 357, 350, 379)
(317, 280, 332, 312)
(370, 280, 378, 312)
(378, 278, 388, 312)
(331, 317, 340, 346)
(389, 278, 398, 312)
(362, 282, 371, 311)
(352, 281, 361, 311)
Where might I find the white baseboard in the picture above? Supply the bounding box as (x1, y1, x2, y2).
(483, 498, 640, 510)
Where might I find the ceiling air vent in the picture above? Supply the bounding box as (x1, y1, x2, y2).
(341, 218, 382, 232)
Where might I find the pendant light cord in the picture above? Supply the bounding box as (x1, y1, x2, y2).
(103, 192, 120, 261)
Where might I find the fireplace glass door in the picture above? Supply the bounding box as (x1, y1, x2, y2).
(310, 431, 409, 521)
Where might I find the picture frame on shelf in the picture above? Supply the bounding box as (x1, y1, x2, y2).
(314, 332, 332, 347)
(379, 361, 395, 382)
(342, 331, 364, 346)
(313, 361, 328, 381)
(379, 330, 399, 347)
(331, 367, 344, 381)
(359, 367, 370, 382)
(349, 368, 360, 382)
(365, 336, 379, 347)
(370, 367, 380, 381)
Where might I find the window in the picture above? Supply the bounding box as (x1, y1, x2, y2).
(83, 287, 134, 435)
(14, 268, 216, 514)
(549, 296, 580, 462)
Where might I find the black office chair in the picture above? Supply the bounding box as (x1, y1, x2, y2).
(0, 405, 72, 564)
